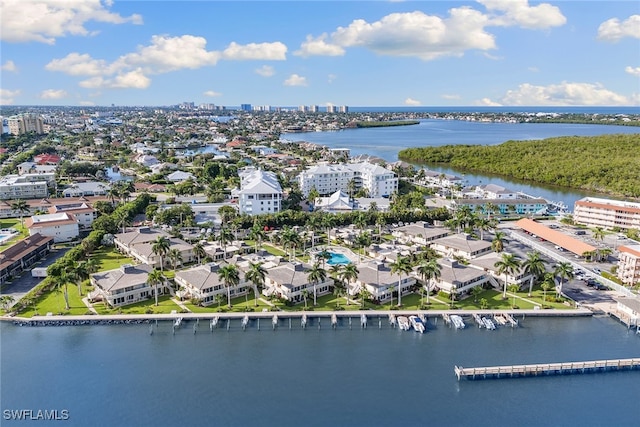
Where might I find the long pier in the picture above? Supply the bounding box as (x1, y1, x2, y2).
(454, 358, 640, 380)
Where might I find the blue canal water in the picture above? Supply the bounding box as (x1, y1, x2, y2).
(287, 119, 640, 209)
(1, 316, 639, 427)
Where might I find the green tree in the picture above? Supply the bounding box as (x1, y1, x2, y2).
(494, 253, 521, 299)
(390, 256, 412, 307)
(151, 236, 170, 272)
(11, 199, 30, 230)
(522, 251, 547, 297)
(146, 269, 164, 306)
(416, 259, 441, 306)
(339, 263, 359, 306)
(193, 242, 206, 264)
(553, 262, 574, 297)
(217, 264, 240, 307)
(307, 262, 327, 306)
(245, 261, 267, 307)
(492, 231, 506, 253)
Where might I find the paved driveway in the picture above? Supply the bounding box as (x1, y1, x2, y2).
(1, 247, 70, 306)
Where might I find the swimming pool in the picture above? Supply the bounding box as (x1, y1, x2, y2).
(326, 252, 351, 265)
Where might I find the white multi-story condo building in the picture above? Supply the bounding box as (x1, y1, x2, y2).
(0, 175, 49, 200)
(573, 197, 640, 231)
(235, 168, 283, 215)
(25, 212, 79, 242)
(298, 162, 398, 198)
(617, 245, 640, 287)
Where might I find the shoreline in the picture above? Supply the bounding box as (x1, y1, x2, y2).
(2, 308, 594, 326)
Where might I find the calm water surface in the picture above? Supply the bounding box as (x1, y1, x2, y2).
(288, 120, 640, 208)
(2, 316, 639, 427)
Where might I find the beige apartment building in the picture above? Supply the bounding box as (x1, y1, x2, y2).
(573, 197, 640, 231)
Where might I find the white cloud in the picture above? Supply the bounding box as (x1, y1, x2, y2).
(0, 0, 142, 44)
(482, 81, 633, 106)
(79, 68, 150, 89)
(327, 74, 337, 83)
(625, 66, 640, 77)
(79, 101, 96, 106)
(255, 65, 275, 77)
(116, 35, 221, 73)
(478, 0, 566, 29)
(294, 34, 345, 57)
(1, 60, 17, 72)
(222, 41, 287, 60)
(476, 97, 502, 106)
(528, 66, 540, 73)
(45, 53, 110, 76)
(404, 97, 421, 106)
(40, 89, 68, 99)
(597, 15, 640, 42)
(441, 94, 461, 100)
(0, 88, 20, 104)
(329, 9, 496, 61)
(284, 74, 308, 86)
(203, 90, 222, 97)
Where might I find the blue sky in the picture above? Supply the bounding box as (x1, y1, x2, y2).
(1, 0, 639, 107)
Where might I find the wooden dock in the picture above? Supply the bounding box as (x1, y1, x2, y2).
(454, 358, 640, 380)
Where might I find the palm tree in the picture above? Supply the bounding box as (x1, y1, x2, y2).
(339, 263, 359, 306)
(151, 236, 170, 272)
(494, 253, 521, 299)
(471, 285, 483, 303)
(541, 273, 554, 302)
(146, 269, 164, 306)
(70, 260, 89, 297)
(193, 242, 206, 264)
(359, 285, 371, 308)
(307, 262, 327, 306)
(245, 261, 267, 307)
(416, 259, 441, 306)
(11, 199, 29, 231)
(593, 227, 605, 242)
(390, 256, 412, 307)
(217, 227, 233, 259)
(301, 289, 309, 309)
(508, 284, 520, 308)
(248, 226, 267, 253)
(168, 248, 183, 274)
(522, 251, 547, 296)
(217, 264, 240, 307)
(553, 262, 574, 297)
(492, 231, 506, 253)
(475, 217, 494, 241)
(0, 295, 15, 312)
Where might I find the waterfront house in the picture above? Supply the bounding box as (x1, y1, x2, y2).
(89, 264, 157, 308)
(615, 298, 640, 327)
(115, 227, 194, 268)
(573, 197, 640, 231)
(352, 260, 416, 303)
(175, 262, 249, 305)
(469, 252, 531, 290)
(262, 261, 333, 303)
(428, 258, 491, 296)
(0, 233, 53, 285)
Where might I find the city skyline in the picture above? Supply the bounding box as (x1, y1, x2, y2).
(1, 0, 639, 107)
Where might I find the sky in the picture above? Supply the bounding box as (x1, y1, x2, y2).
(1, 0, 639, 107)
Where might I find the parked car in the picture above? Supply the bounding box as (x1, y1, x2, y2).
(592, 267, 602, 274)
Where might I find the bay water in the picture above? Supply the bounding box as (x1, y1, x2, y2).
(288, 119, 640, 208)
(2, 316, 639, 426)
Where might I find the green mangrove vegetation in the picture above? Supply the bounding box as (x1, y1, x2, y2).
(399, 134, 640, 198)
(355, 120, 419, 128)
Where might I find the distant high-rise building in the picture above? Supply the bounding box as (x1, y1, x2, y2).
(326, 105, 336, 113)
(199, 103, 216, 110)
(240, 104, 252, 112)
(339, 105, 349, 113)
(310, 105, 319, 113)
(7, 114, 44, 135)
(180, 102, 195, 110)
(298, 105, 309, 112)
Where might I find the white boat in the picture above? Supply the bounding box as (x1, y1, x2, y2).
(451, 315, 465, 329)
(409, 315, 425, 334)
(397, 316, 410, 331)
(494, 314, 508, 326)
(241, 315, 249, 329)
(473, 313, 484, 328)
(174, 317, 182, 328)
(482, 317, 496, 330)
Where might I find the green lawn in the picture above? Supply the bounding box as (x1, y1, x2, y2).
(20, 283, 90, 317)
(0, 219, 29, 251)
(93, 295, 182, 315)
(261, 244, 286, 257)
(185, 294, 274, 313)
(93, 247, 134, 272)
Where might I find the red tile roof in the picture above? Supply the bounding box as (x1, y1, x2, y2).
(515, 218, 597, 256)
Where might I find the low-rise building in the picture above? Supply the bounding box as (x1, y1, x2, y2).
(0, 175, 50, 200)
(235, 168, 282, 216)
(262, 261, 332, 303)
(115, 227, 194, 268)
(453, 198, 548, 216)
(47, 202, 97, 229)
(353, 260, 415, 303)
(431, 233, 492, 260)
(429, 258, 490, 296)
(573, 197, 640, 231)
(393, 221, 449, 245)
(62, 182, 110, 198)
(25, 212, 79, 242)
(0, 233, 53, 285)
(175, 262, 249, 305)
(298, 162, 398, 198)
(89, 264, 158, 307)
